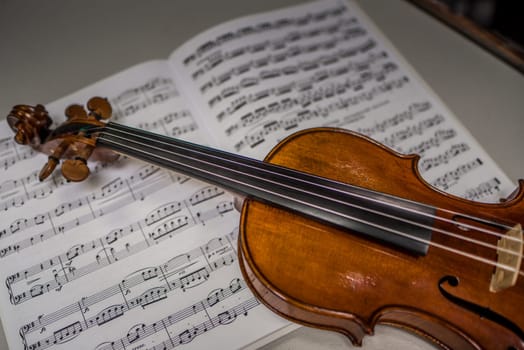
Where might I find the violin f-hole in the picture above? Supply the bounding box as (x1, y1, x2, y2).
(438, 275, 524, 346)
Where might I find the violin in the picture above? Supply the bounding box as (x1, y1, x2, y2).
(7, 97, 524, 349)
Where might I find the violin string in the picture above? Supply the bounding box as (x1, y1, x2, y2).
(91, 125, 524, 273)
(95, 124, 520, 241)
(92, 125, 517, 236)
(95, 125, 524, 261)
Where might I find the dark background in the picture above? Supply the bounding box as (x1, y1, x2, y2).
(409, 0, 524, 73)
(442, 0, 523, 46)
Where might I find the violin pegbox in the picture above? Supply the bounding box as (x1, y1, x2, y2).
(7, 97, 115, 182)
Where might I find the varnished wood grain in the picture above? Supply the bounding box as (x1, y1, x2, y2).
(239, 128, 524, 349)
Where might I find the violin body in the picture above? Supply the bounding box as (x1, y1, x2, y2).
(238, 128, 524, 350)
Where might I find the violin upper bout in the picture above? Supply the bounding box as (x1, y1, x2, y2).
(266, 127, 428, 199)
(502, 179, 524, 203)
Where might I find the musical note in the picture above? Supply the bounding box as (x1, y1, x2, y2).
(381, 114, 445, 149)
(188, 186, 225, 205)
(53, 321, 83, 344)
(136, 110, 194, 137)
(110, 77, 179, 120)
(419, 143, 470, 173)
(125, 323, 146, 344)
(183, 4, 348, 63)
(180, 268, 210, 291)
(91, 279, 256, 350)
(6, 198, 236, 305)
(431, 158, 484, 191)
(0, 159, 131, 214)
(171, 122, 199, 137)
(231, 76, 409, 152)
(0, 165, 181, 256)
(20, 233, 240, 349)
(214, 50, 389, 121)
(403, 129, 457, 156)
(357, 101, 431, 137)
(94, 305, 126, 326)
(14, 229, 236, 330)
(195, 201, 234, 224)
(150, 216, 189, 241)
(144, 201, 183, 226)
(0, 138, 37, 171)
(464, 177, 502, 201)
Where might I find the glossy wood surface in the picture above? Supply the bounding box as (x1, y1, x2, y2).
(239, 128, 524, 350)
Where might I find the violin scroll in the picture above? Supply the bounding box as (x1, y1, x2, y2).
(7, 97, 117, 182)
(7, 104, 52, 146)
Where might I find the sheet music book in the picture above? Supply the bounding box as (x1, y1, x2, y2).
(0, 0, 516, 349)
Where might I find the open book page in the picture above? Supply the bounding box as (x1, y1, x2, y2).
(0, 60, 290, 350)
(168, 0, 515, 202)
(0, 1, 519, 350)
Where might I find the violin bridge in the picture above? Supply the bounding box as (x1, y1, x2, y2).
(490, 224, 523, 292)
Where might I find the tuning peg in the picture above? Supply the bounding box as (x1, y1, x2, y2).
(38, 138, 95, 182)
(39, 156, 91, 182)
(65, 104, 88, 120)
(38, 139, 70, 181)
(61, 159, 90, 182)
(87, 97, 112, 120)
(39, 157, 59, 181)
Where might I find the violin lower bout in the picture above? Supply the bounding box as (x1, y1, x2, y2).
(238, 128, 524, 350)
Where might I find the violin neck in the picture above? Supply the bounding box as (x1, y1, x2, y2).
(96, 122, 435, 255)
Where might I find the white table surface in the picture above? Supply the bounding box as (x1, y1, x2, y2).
(1, 0, 523, 349)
